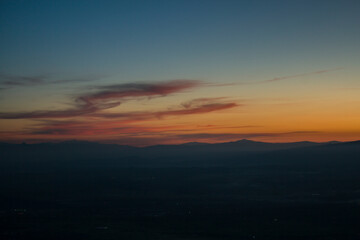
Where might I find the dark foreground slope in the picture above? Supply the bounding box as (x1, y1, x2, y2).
(1, 140, 360, 240)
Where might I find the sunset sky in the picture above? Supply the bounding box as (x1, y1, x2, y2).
(0, 0, 359, 146)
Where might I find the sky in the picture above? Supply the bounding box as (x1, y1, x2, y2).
(0, 0, 359, 146)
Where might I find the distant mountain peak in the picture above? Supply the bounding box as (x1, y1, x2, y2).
(180, 142, 209, 146)
(234, 139, 257, 143)
(236, 138, 255, 142)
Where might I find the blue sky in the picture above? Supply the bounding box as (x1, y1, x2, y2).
(1, 0, 359, 82)
(0, 0, 359, 145)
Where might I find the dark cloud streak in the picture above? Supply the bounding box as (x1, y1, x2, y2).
(258, 68, 343, 84)
(212, 68, 343, 86)
(95, 98, 238, 120)
(82, 80, 201, 103)
(0, 80, 203, 119)
(0, 73, 102, 87)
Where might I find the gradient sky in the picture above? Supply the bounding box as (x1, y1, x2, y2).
(0, 0, 359, 146)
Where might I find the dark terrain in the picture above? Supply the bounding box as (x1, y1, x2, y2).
(1, 140, 360, 239)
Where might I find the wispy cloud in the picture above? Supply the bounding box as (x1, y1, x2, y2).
(82, 79, 201, 103)
(0, 73, 102, 87)
(94, 98, 238, 119)
(23, 120, 256, 140)
(213, 68, 342, 86)
(0, 73, 46, 86)
(18, 98, 238, 138)
(199, 68, 343, 89)
(256, 68, 343, 84)
(0, 100, 100, 119)
(0, 80, 203, 119)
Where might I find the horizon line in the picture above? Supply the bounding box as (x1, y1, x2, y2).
(0, 138, 354, 148)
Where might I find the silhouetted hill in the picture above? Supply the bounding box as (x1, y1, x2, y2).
(1, 139, 360, 239)
(0, 139, 353, 157)
(0, 139, 358, 168)
(0, 140, 137, 163)
(142, 139, 327, 153)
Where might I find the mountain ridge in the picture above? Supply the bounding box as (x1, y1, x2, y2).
(0, 138, 349, 149)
